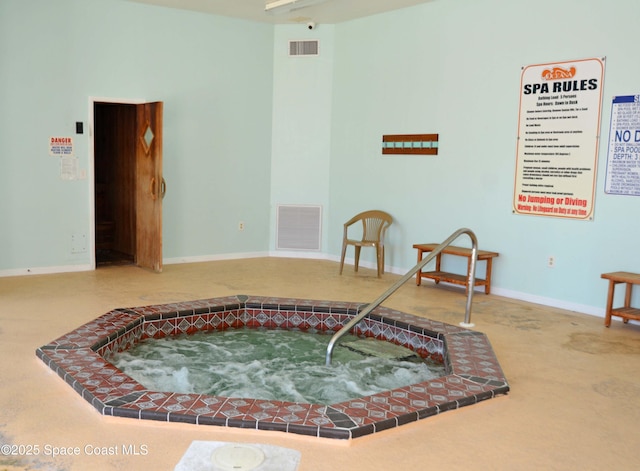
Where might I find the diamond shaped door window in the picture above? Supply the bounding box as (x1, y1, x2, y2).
(141, 124, 154, 154)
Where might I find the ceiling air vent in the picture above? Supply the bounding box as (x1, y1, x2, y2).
(289, 40, 319, 56)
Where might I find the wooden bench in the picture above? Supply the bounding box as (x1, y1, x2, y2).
(601, 271, 640, 327)
(413, 243, 499, 294)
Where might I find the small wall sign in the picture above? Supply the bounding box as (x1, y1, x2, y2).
(49, 136, 74, 156)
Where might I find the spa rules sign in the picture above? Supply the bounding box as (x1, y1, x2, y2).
(513, 57, 605, 219)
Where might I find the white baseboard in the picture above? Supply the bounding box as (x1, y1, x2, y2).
(0, 264, 92, 278)
(163, 251, 269, 265)
(338, 257, 608, 319)
(489, 286, 605, 318)
(268, 250, 332, 260)
(0, 254, 610, 321)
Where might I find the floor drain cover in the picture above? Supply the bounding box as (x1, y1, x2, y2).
(175, 441, 300, 471)
(211, 444, 266, 470)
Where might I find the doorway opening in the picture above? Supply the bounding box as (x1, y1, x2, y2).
(94, 102, 136, 267)
(91, 99, 164, 272)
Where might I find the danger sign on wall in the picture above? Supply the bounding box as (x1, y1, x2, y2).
(49, 136, 74, 156)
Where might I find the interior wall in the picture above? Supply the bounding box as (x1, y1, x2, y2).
(327, 0, 640, 313)
(2, 0, 639, 316)
(269, 25, 335, 254)
(0, 0, 274, 273)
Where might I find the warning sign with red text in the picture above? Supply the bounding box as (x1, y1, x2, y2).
(49, 136, 74, 156)
(513, 57, 605, 219)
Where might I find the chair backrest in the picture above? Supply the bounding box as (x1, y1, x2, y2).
(345, 210, 393, 243)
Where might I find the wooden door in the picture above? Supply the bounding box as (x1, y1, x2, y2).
(135, 102, 164, 272)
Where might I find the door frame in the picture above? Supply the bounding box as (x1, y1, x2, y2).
(88, 96, 145, 270)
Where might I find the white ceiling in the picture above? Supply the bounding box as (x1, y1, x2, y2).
(124, 0, 433, 25)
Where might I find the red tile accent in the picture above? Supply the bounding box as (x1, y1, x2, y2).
(36, 295, 508, 439)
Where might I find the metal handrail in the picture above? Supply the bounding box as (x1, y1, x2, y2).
(325, 228, 479, 365)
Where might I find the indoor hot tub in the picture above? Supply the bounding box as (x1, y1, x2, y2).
(36, 295, 509, 440)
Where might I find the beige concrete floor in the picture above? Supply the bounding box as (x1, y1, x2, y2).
(1, 257, 640, 470)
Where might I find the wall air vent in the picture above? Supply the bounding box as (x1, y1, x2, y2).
(276, 205, 322, 251)
(289, 40, 319, 56)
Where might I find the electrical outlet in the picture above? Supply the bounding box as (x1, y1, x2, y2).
(547, 256, 555, 268)
(238, 222, 245, 231)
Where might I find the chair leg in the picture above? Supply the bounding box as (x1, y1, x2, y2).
(354, 246, 361, 272)
(376, 245, 382, 277)
(339, 242, 347, 275)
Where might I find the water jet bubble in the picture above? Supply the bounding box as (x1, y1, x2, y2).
(111, 328, 444, 405)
